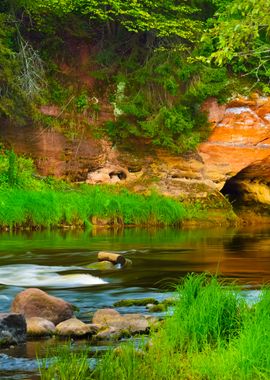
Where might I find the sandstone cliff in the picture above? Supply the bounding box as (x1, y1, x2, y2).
(1, 95, 270, 219)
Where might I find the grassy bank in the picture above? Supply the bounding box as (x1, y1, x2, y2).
(0, 150, 237, 229)
(0, 150, 212, 229)
(0, 185, 200, 229)
(40, 274, 270, 380)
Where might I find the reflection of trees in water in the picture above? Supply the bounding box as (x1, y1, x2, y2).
(223, 228, 270, 254)
(220, 228, 270, 285)
(224, 235, 256, 253)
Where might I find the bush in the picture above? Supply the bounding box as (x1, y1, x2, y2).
(106, 50, 228, 153)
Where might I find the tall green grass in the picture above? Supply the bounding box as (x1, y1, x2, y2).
(0, 185, 195, 229)
(39, 274, 270, 380)
(40, 344, 92, 380)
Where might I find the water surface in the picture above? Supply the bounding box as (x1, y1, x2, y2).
(0, 225, 270, 378)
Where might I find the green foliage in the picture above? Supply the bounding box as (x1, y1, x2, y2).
(75, 275, 270, 379)
(7, 150, 17, 186)
(46, 79, 70, 105)
(1, 0, 233, 154)
(106, 50, 228, 153)
(0, 13, 30, 121)
(0, 186, 192, 229)
(40, 344, 91, 380)
(205, 0, 270, 82)
(0, 149, 38, 189)
(75, 92, 89, 113)
(17, 0, 202, 43)
(168, 274, 242, 352)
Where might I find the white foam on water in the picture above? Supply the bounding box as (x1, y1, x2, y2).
(0, 295, 10, 301)
(0, 264, 108, 288)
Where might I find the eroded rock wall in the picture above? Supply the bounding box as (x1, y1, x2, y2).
(1, 95, 270, 215)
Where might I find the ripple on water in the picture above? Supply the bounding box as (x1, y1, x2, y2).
(0, 353, 37, 371)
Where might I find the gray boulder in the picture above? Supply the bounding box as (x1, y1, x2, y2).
(0, 313, 26, 347)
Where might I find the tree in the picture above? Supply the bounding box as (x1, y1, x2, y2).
(205, 0, 270, 82)
(0, 12, 29, 121)
(16, 0, 202, 43)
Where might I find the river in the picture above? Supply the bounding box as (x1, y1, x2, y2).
(0, 225, 269, 379)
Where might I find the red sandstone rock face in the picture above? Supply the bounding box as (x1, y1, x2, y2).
(199, 97, 270, 188)
(0, 123, 107, 181)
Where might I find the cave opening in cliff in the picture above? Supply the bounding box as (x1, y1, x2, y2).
(220, 176, 243, 206)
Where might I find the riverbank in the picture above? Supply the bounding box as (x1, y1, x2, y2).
(0, 184, 237, 231)
(39, 274, 270, 380)
(0, 149, 238, 230)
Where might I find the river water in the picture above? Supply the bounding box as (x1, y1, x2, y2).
(0, 225, 270, 379)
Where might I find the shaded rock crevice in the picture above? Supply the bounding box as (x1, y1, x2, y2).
(221, 156, 270, 219)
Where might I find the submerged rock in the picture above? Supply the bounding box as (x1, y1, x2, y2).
(147, 304, 166, 313)
(55, 318, 95, 337)
(11, 288, 74, 325)
(0, 313, 26, 347)
(26, 317, 55, 336)
(86, 261, 116, 270)
(114, 298, 158, 307)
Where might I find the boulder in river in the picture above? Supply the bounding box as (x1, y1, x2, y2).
(11, 288, 74, 325)
(0, 313, 26, 347)
(55, 318, 96, 337)
(98, 252, 126, 266)
(26, 317, 56, 336)
(92, 308, 121, 325)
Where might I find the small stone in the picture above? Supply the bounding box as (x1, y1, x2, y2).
(27, 317, 56, 336)
(55, 318, 92, 337)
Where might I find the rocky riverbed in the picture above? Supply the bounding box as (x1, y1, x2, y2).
(0, 252, 173, 348)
